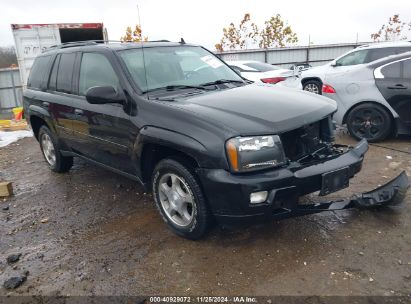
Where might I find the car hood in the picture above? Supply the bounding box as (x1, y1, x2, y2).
(176, 83, 337, 135)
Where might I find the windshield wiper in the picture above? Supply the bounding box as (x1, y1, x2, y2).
(200, 79, 244, 86)
(143, 85, 210, 94)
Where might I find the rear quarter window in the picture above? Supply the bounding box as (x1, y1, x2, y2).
(403, 59, 411, 79)
(27, 55, 52, 89)
(381, 62, 401, 78)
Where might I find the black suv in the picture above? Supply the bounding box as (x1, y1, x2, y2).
(24, 41, 408, 239)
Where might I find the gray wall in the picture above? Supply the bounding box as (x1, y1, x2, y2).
(0, 67, 22, 111)
(217, 42, 368, 68)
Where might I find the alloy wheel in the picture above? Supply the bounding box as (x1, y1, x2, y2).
(41, 133, 56, 166)
(349, 108, 385, 140)
(304, 83, 320, 94)
(158, 173, 196, 227)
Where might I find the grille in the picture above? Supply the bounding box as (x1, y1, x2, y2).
(280, 120, 323, 161)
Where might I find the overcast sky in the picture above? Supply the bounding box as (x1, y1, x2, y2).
(1, 0, 411, 49)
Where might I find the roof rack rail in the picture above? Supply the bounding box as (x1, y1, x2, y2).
(45, 40, 123, 51)
(147, 40, 170, 42)
(44, 39, 174, 52)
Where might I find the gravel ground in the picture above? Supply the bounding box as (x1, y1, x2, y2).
(0, 132, 410, 297)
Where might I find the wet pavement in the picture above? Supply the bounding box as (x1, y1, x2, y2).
(0, 132, 410, 296)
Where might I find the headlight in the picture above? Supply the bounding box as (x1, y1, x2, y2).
(225, 135, 287, 172)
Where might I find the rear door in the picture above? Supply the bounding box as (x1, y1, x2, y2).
(69, 51, 135, 174)
(44, 52, 78, 143)
(375, 58, 411, 126)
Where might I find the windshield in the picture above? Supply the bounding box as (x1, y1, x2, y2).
(118, 46, 243, 92)
(244, 62, 281, 72)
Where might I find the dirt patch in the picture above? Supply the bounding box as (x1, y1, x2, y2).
(0, 134, 410, 296)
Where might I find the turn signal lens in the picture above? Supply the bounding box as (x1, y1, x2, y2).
(261, 77, 286, 84)
(322, 84, 336, 93)
(226, 141, 239, 171)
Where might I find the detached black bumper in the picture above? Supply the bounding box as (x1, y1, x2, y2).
(197, 139, 409, 225)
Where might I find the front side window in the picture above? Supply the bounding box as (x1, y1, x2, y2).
(28, 55, 51, 89)
(79, 53, 120, 96)
(336, 50, 369, 66)
(118, 46, 242, 92)
(381, 62, 401, 78)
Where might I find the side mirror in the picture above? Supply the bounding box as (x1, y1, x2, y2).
(86, 86, 124, 105)
(330, 60, 338, 67)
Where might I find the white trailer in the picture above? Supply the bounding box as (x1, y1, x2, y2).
(11, 23, 108, 87)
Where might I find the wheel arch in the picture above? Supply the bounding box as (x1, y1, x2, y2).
(301, 77, 323, 86)
(30, 115, 51, 140)
(135, 126, 209, 186)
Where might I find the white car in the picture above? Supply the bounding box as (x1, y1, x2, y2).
(301, 41, 411, 94)
(226, 60, 302, 89)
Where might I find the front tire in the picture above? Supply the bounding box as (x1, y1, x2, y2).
(38, 125, 73, 173)
(152, 158, 211, 240)
(303, 80, 322, 95)
(346, 103, 392, 142)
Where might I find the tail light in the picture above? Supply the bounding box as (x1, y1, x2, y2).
(261, 77, 286, 84)
(322, 84, 336, 93)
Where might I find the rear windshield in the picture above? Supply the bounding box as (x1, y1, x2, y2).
(243, 62, 281, 72)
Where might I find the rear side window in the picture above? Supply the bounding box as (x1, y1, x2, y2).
(27, 55, 51, 89)
(403, 59, 411, 79)
(56, 53, 76, 94)
(244, 62, 280, 72)
(381, 62, 401, 78)
(79, 53, 119, 96)
(366, 48, 396, 63)
(48, 54, 61, 91)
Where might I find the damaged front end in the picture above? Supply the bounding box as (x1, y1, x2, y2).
(200, 116, 409, 226)
(293, 171, 410, 217)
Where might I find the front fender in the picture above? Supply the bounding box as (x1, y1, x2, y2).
(133, 126, 224, 170)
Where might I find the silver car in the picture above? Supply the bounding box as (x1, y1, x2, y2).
(322, 51, 411, 142)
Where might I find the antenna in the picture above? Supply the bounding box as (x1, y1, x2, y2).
(137, 3, 150, 98)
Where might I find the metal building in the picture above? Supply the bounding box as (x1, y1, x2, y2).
(0, 67, 23, 112)
(217, 42, 368, 68)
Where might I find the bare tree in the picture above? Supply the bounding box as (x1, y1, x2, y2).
(259, 14, 298, 48)
(371, 14, 411, 42)
(217, 13, 260, 51)
(216, 13, 298, 51)
(0, 47, 18, 68)
(120, 25, 148, 42)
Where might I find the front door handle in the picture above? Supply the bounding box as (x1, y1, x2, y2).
(387, 84, 407, 89)
(74, 109, 84, 115)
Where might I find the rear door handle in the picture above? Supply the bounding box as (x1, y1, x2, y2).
(387, 84, 407, 89)
(74, 109, 84, 115)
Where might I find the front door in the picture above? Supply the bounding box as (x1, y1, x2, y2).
(69, 51, 135, 174)
(375, 58, 411, 126)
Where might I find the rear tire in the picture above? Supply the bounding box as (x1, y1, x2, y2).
(303, 80, 322, 95)
(38, 125, 73, 173)
(152, 158, 211, 240)
(346, 103, 392, 142)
